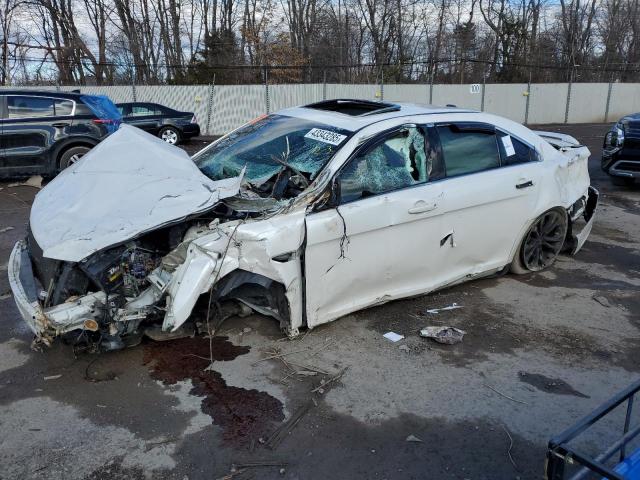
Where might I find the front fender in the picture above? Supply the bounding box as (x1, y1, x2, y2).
(163, 244, 233, 331)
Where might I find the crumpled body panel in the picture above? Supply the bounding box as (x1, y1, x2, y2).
(30, 125, 242, 262)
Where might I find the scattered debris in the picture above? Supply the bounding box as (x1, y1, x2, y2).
(0, 226, 14, 234)
(242, 327, 252, 334)
(383, 331, 404, 342)
(406, 434, 423, 443)
(43, 374, 62, 381)
(8, 175, 43, 189)
(0, 292, 11, 301)
(311, 367, 348, 394)
(484, 383, 528, 405)
(502, 425, 519, 471)
(398, 344, 410, 352)
(265, 402, 312, 449)
(420, 326, 466, 345)
(144, 437, 178, 451)
(592, 295, 612, 308)
(424, 303, 463, 314)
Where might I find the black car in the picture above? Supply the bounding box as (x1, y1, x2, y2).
(602, 113, 640, 185)
(116, 102, 200, 145)
(0, 90, 121, 178)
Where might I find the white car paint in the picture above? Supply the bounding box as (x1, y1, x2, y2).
(8, 104, 597, 345)
(30, 125, 243, 262)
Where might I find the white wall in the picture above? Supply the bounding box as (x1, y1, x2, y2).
(3, 82, 639, 134)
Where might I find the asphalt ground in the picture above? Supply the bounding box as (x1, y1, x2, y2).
(0, 124, 639, 480)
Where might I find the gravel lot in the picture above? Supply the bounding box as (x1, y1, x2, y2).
(0, 124, 639, 480)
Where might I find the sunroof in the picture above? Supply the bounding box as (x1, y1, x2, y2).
(305, 99, 401, 116)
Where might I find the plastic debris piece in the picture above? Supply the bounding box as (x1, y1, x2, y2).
(425, 303, 463, 314)
(420, 326, 466, 345)
(406, 434, 423, 443)
(383, 332, 404, 342)
(44, 374, 62, 380)
(0, 226, 14, 234)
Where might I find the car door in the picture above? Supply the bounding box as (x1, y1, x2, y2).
(2, 95, 73, 176)
(433, 122, 542, 281)
(304, 125, 448, 329)
(124, 103, 160, 133)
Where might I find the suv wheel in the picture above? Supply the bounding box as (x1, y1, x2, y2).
(159, 126, 181, 145)
(59, 146, 91, 170)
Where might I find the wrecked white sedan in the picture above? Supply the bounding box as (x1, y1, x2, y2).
(8, 99, 598, 350)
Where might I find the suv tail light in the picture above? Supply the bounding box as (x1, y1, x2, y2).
(92, 119, 119, 125)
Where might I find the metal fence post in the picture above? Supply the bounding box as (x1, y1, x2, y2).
(131, 75, 137, 102)
(524, 72, 532, 124)
(564, 76, 572, 124)
(481, 75, 486, 111)
(604, 76, 614, 123)
(323, 70, 327, 101)
(205, 77, 215, 136)
(379, 66, 384, 101)
(263, 65, 270, 114)
(429, 66, 434, 104)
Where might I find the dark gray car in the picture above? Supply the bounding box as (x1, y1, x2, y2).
(116, 102, 201, 145)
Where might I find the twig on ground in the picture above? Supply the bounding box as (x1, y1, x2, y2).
(312, 367, 348, 393)
(265, 402, 312, 449)
(484, 383, 528, 405)
(232, 461, 288, 468)
(502, 425, 519, 471)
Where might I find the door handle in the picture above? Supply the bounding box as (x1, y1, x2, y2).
(516, 180, 534, 189)
(408, 200, 438, 214)
(52, 122, 69, 128)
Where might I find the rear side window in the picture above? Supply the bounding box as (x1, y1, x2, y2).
(54, 99, 74, 116)
(8, 96, 55, 118)
(130, 104, 158, 116)
(437, 124, 500, 177)
(497, 132, 536, 165)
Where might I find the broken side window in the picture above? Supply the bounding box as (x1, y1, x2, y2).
(337, 126, 428, 204)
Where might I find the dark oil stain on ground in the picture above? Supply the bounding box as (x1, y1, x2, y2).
(518, 371, 590, 398)
(143, 336, 284, 445)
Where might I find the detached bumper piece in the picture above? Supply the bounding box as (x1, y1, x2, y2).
(8, 240, 107, 348)
(565, 186, 599, 255)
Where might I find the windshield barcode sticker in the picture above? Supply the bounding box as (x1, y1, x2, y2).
(305, 128, 347, 145)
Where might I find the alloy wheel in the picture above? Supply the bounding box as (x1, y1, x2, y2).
(521, 210, 567, 271)
(161, 129, 178, 144)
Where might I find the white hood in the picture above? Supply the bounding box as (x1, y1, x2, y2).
(31, 125, 242, 262)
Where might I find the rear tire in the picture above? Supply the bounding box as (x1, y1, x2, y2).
(159, 126, 181, 145)
(510, 208, 568, 275)
(58, 145, 91, 170)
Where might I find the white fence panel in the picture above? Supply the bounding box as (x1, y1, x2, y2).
(383, 84, 429, 104)
(568, 83, 609, 123)
(325, 84, 379, 102)
(210, 84, 264, 134)
(528, 84, 567, 124)
(270, 84, 323, 111)
(431, 84, 482, 110)
(608, 83, 640, 121)
(483, 83, 528, 122)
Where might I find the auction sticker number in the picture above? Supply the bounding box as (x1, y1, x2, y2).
(305, 128, 347, 146)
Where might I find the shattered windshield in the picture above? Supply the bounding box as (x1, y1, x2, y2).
(193, 114, 352, 199)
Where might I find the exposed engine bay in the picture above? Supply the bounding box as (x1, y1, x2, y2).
(24, 196, 290, 351)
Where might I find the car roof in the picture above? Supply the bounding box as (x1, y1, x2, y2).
(279, 100, 477, 132)
(0, 89, 85, 100)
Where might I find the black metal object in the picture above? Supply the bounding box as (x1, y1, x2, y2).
(546, 378, 640, 480)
